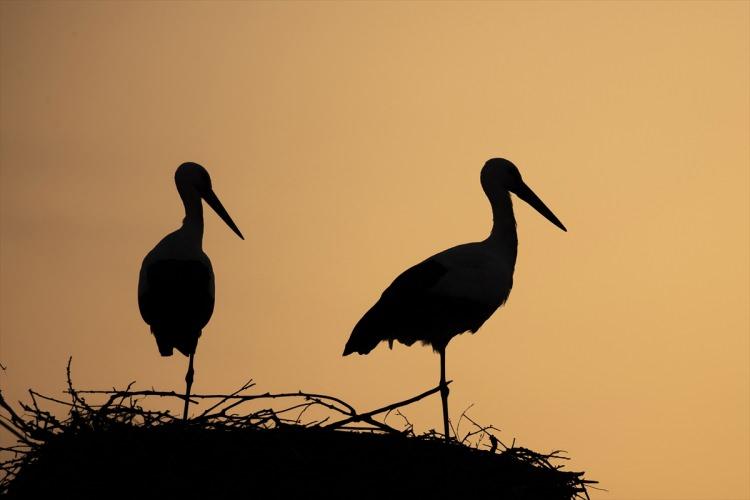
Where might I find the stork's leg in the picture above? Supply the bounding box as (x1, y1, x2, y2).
(439, 347, 450, 442)
(182, 353, 195, 421)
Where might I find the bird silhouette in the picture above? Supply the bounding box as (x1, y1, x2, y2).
(138, 162, 243, 420)
(343, 158, 566, 441)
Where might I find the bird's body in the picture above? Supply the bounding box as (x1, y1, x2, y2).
(138, 227, 214, 357)
(137, 162, 243, 419)
(343, 158, 566, 441)
(345, 240, 514, 355)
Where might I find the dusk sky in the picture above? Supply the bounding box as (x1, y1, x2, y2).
(1, 2, 748, 499)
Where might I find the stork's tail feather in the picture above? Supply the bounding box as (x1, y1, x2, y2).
(343, 304, 389, 356)
(151, 325, 201, 358)
(343, 333, 381, 356)
(156, 342, 174, 357)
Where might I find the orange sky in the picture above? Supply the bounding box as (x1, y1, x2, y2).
(1, 2, 748, 499)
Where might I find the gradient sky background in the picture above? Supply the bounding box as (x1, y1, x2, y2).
(1, 2, 748, 499)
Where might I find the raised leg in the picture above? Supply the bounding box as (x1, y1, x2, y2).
(439, 347, 450, 442)
(183, 352, 195, 421)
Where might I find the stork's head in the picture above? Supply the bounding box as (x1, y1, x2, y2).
(175, 162, 212, 192)
(481, 158, 567, 232)
(480, 158, 524, 193)
(175, 162, 244, 239)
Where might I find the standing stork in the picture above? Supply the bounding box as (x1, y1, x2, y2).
(138, 162, 244, 420)
(343, 158, 566, 441)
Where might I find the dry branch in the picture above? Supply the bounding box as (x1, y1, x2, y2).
(325, 381, 449, 431)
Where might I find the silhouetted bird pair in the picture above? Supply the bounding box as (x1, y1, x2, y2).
(137, 159, 566, 439)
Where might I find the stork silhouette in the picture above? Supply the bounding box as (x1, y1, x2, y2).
(138, 162, 243, 420)
(344, 158, 566, 441)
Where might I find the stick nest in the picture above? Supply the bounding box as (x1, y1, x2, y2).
(0, 360, 596, 499)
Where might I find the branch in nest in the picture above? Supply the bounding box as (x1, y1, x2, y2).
(325, 382, 449, 431)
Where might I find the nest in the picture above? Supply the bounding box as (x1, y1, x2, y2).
(0, 360, 596, 499)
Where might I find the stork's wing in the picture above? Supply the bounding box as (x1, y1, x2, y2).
(381, 258, 448, 301)
(138, 258, 214, 356)
(344, 258, 448, 355)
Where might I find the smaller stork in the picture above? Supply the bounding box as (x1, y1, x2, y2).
(138, 162, 243, 420)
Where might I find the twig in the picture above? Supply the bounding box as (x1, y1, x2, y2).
(325, 382, 449, 430)
(0, 419, 30, 446)
(198, 379, 255, 417)
(75, 388, 356, 416)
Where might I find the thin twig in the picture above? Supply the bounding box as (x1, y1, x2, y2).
(325, 382, 449, 430)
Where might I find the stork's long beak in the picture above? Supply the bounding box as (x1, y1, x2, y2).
(513, 181, 567, 232)
(203, 189, 244, 240)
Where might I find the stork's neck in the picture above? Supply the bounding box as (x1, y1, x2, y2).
(179, 188, 204, 246)
(485, 190, 518, 262)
